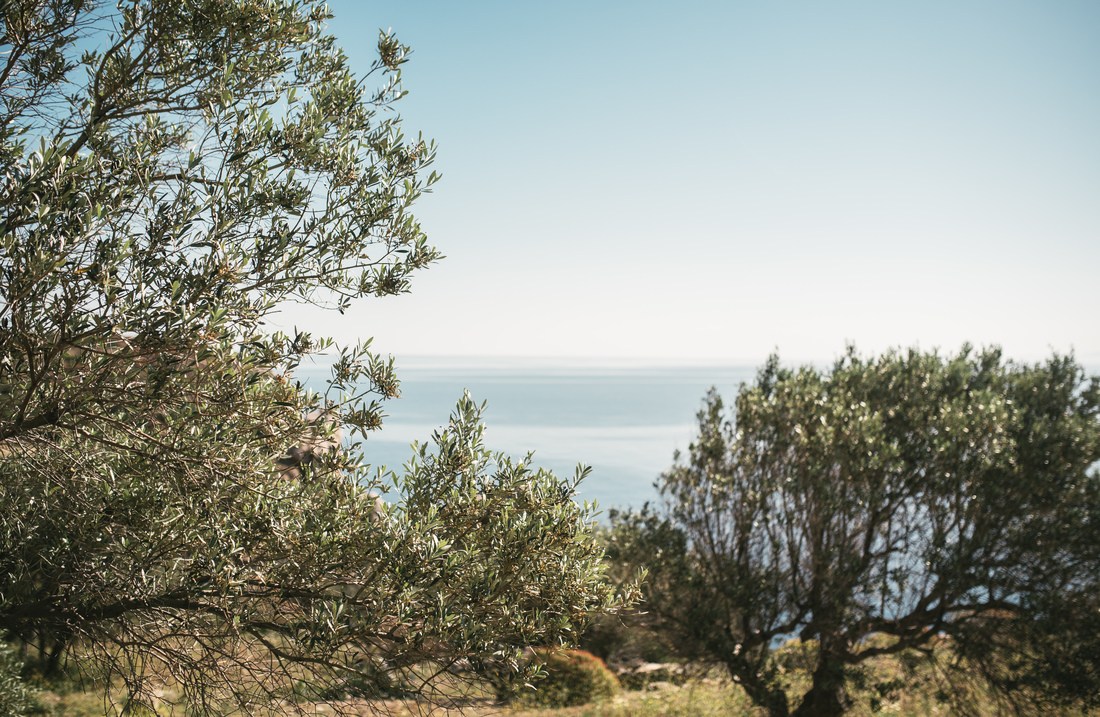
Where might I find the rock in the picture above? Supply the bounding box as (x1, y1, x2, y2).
(616, 661, 688, 690)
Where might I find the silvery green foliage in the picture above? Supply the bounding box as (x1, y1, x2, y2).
(0, 643, 38, 717)
(614, 347, 1100, 717)
(0, 2, 619, 713)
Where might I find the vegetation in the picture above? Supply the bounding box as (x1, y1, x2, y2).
(0, 642, 39, 716)
(22, 643, 1100, 716)
(610, 347, 1100, 717)
(513, 649, 621, 709)
(0, 1, 621, 713)
(2, 1, 1096, 715)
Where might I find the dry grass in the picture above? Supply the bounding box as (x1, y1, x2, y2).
(25, 646, 1100, 717)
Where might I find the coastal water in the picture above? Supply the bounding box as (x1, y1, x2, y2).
(299, 358, 757, 512)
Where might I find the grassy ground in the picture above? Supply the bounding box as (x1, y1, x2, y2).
(21, 646, 1099, 717)
(514, 679, 759, 717)
(32, 676, 1098, 717)
(36, 683, 755, 717)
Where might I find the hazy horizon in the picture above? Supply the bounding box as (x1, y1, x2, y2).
(299, 350, 1100, 371)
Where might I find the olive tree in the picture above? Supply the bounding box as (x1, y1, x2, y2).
(0, 1, 620, 713)
(612, 347, 1100, 717)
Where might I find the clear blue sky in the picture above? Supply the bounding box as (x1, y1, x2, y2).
(280, 1, 1100, 364)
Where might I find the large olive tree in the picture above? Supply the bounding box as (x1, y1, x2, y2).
(0, 1, 619, 713)
(612, 347, 1100, 717)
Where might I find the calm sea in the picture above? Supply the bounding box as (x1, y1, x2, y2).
(299, 358, 758, 512)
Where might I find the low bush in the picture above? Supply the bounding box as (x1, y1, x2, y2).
(0, 643, 40, 716)
(516, 648, 621, 708)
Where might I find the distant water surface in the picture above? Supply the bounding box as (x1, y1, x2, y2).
(298, 358, 758, 512)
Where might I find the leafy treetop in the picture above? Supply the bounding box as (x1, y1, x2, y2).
(0, 2, 623, 713)
(611, 346, 1100, 717)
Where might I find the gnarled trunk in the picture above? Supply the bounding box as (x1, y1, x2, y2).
(792, 653, 848, 717)
(725, 659, 790, 717)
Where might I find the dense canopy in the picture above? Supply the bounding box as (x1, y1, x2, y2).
(0, 1, 619, 713)
(612, 347, 1100, 716)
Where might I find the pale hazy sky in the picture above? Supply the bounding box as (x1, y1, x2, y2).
(277, 1, 1100, 364)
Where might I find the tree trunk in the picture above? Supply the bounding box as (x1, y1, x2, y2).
(791, 655, 848, 717)
(725, 660, 790, 717)
(34, 631, 69, 677)
(744, 682, 790, 717)
(44, 637, 65, 677)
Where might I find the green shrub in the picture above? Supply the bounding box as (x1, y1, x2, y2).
(0, 643, 40, 716)
(517, 648, 620, 708)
